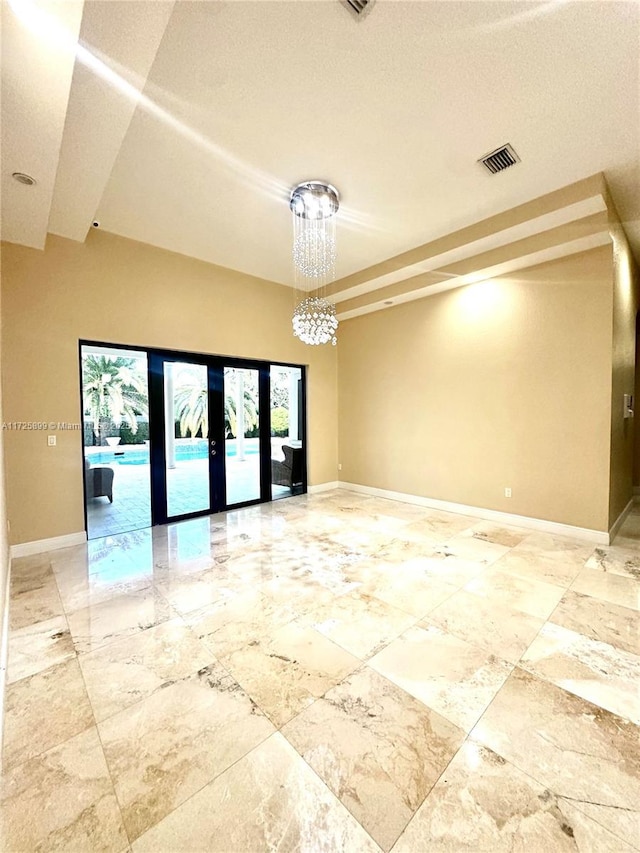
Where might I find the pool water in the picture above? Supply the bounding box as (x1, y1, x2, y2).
(86, 439, 259, 466)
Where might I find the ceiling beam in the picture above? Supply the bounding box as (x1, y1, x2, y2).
(301, 174, 615, 320)
(337, 232, 612, 321)
(0, 0, 85, 249)
(337, 211, 611, 320)
(324, 173, 607, 304)
(48, 1, 175, 243)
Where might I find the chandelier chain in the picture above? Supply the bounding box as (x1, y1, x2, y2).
(290, 181, 340, 347)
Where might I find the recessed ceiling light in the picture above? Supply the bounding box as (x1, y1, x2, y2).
(12, 172, 36, 186)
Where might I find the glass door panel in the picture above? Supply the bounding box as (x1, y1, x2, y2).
(102, 347, 306, 531)
(224, 367, 261, 505)
(164, 361, 211, 518)
(270, 365, 304, 499)
(81, 343, 151, 539)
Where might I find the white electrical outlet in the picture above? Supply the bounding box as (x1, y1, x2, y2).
(338, 463, 342, 471)
(48, 435, 56, 446)
(504, 487, 512, 498)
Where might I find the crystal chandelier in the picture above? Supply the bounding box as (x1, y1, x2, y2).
(292, 297, 338, 346)
(290, 181, 340, 346)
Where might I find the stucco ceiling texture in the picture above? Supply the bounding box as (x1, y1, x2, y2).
(3, 0, 639, 286)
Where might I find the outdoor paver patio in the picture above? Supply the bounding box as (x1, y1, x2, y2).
(87, 453, 291, 539)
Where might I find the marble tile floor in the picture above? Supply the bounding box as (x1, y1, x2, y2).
(2, 489, 639, 852)
(86, 457, 292, 540)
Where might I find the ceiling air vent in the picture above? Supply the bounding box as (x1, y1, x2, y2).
(341, 0, 375, 19)
(478, 144, 520, 175)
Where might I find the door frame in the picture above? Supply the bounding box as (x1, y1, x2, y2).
(79, 339, 308, 534)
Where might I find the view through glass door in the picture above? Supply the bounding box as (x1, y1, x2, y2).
(224, 367, 262, 505)
(270, 364, 305, 499)
(163, 360, 212, 519)
(81, 341, 306, 538)
(81, 343, 152, 540)
(149, 353, 219, 525)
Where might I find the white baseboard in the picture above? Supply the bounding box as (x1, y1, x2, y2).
(339, 482, 609, 545)
(9, 481, 619, 554)
(608, 498, 633, 542)
(308, 481, 340, 494)
(11, 531, 87, 559)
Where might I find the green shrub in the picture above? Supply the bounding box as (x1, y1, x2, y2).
(84, 421, 96, 446)
(270, 407, 289, 437)
(119, 421, 149, 445)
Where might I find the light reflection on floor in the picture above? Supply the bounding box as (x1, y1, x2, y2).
(6, 490, 638, 851)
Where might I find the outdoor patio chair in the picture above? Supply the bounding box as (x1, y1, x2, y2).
(84, 457, 114, 503)
(271, 445, 303, 492)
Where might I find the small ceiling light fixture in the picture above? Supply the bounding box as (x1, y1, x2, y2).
(290, 181, 340, 347)
(12, 172, 36, 186)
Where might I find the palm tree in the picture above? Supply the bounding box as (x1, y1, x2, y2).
(224, 389, 258, 438)
(82, 355, 148, 445)
(173, 371, 209, 438)
(172, 369, 258, 439)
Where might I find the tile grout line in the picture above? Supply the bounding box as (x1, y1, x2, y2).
(464, 663, 639, 851)
(19, 555, 132, 844)
(458, 536, 637, 845)
(62, 534, 365, 846)
(277, 726, 385, 851)
(74, 619, 218, 730)
(4, 563, 172, 775)
(74, 581, 275, 848)
(270, 529, 529, 850)
(0, 542, 556, 777)
(351, 537, 618, 847)
(5, 494, 638, 849)
(74, 642, 134, 849)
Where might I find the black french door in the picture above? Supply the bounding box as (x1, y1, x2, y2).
(81, 339, 307, 538)
(147, 351, 303, 525)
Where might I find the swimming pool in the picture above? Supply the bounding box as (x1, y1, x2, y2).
(86, 439, 259, 466)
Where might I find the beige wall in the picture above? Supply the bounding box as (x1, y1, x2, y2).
(608, 214, 640, 526)
(0, 231, 338, 545)
(0, 271, 10, 756)
(338, 247, 613, 532)
(634, 316, 640, 490)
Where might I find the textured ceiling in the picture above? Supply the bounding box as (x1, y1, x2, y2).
(2, 0, 639, 287)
